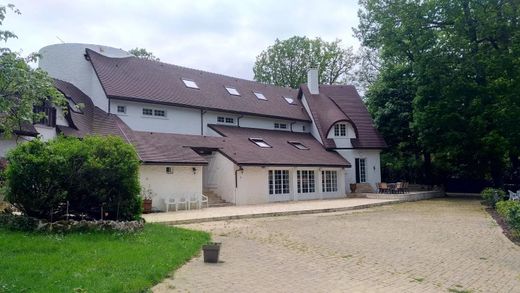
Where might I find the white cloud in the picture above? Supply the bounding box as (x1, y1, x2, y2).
(4, 0, 360, 79)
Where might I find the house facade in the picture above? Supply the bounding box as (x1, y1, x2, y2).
(1, 43, 386, 209)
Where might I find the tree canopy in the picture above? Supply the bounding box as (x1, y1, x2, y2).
(0, 4, 65, 137)
(253, 36, 355, 88)
(357, 0, 520, 185)
(128, 47, 160, 61)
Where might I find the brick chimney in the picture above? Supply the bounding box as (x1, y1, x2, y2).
(307, 68, 319, 95)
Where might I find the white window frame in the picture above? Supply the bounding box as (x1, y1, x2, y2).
(269, 170, 290, 195)
(297, 170, 315, 194)
(283, 96, 295, 104)
(334, 123, 347, 137)
(116, 105, 127, 114)
(217, 116, 235, 124)
(359, 158, 367, 183)
(274, 123, 288, 129)
(142, 107, 167, 119)
(322, 170, 338, 192)
(142, 108, 153, 116)
(250, 138, 271, 148)
(288, 141, 309, 150)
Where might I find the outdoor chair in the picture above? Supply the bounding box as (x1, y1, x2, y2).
(396, 182, 404, 194)
(508, 190, 520, 201)
(177, 195, 188, 211)
(164, 198, 178, 212)
(188, 194, 200, 210)
(201, 194, 209, 208)
(379, 182, 389, 193)
(404, 181, 410, 193)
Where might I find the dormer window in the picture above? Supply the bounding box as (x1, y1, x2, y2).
(182, 79, 199, 89)
(68, 99, 83, 114)
(249, 138, 271, 148)
(254, 92, 267, 100)
(334, 123, 347, 137)
(283, 96, 295, 104)
(225, 87, 240, 96)
(288, 141, 309, 150)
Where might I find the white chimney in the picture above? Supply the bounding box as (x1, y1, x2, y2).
(307, 68, 319, 95)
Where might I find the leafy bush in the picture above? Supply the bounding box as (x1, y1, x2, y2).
(4, 136, 142, 221)
(481, 188, 506, 207)
(0, 213, 39, 232)
(496, 200, 520, 231)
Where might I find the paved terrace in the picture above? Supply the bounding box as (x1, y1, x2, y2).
(142, 191, 441, 225)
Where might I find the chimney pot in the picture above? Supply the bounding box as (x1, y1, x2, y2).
(307, 68, 319, 95)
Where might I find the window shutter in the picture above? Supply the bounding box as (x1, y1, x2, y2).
(355, 158, 360, 183)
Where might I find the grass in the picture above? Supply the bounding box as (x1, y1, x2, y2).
(0, 224, 210, 293)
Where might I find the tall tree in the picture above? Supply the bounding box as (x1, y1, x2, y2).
(0, 4, 65, 137)
(357, 0, 520, 185)
(128, 47, 160, 61)
(253, 36, 355, 88)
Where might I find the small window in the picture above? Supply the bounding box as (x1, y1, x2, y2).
(250, 138, 271, 148)
(142, 108, 153, 116)
(322, 170, 338, 192)
(182, 79, 199, 89)
(254, 92, 267, 100)
(334, 124, 347, 137)
(217, 116, 234, 124)
(117, 105, 126, 114)
(225, 87, 240, 96)
(166, 167, 173, 174)
(288, 141, 309, 150)
(284, 96, 295, 104)
(274, 123, 287, 129)
(154, 109, 166, 117)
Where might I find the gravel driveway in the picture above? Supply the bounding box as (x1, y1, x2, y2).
(153, 198, 520, 293)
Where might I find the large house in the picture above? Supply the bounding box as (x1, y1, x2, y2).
(1, 43, 386, 209)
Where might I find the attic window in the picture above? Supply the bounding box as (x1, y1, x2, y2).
(182, 79, 199, 89)
(225, 87, 240, 96)
(283, 96, 295, 104)
(288, 141, 309, 150)
(274, 123, 287, 129)
(334, 124, 347, 137)
(249, 138, 271, 148)
(254, 92, 267, 100)
(68, 99, 83, 114)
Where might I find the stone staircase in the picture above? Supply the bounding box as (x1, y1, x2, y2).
(203, 190, 233, 208)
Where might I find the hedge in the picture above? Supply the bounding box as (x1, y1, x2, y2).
(3, 136, 142, 221)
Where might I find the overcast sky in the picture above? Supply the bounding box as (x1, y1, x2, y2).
(4, 0, 360, 80)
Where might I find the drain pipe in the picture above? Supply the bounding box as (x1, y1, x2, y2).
(200, 109, 207, 135)
(234, 166, 243, 204)
(237, 115, 244, 127)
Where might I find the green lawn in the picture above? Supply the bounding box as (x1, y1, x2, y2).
(0, 224, 210, 293)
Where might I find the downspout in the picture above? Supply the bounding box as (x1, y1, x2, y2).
(108, 97, 111, 114)
(200, 110, 207, 135)
(234, 166, 243, 204)
(237, 115, 244, 127)
(290, 121, 296, 132)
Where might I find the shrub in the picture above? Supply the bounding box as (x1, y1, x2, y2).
(0, 213, 39, 232)
(481, 188, 506, 207)
(4, 136, 142, 221)
(496, 200, 520, 231)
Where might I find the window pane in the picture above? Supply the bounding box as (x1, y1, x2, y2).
(154, 109, 166, 117)
(254, 92, 267, 100)
(143, 108, 153, 116)
(182, 79, 199, 89)
(226, 87, 240, 96)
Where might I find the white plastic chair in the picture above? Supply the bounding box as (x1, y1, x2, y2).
(164, 198, 177, 212)
(177, 195, 188, 210)
(188, 194, 200, 210)
(509, 190, 520, 201)
(201, 194, 209, 209)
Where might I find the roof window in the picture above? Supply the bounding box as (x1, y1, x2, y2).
(254, 92, 267, 100)
(225, 87, 240, 96)
(249, 138, 271, 148)
(68, 99, 83, 114)
(182, 79, 199, 89)
(288, 141, 309, 150)
(283, 96, 295, 104)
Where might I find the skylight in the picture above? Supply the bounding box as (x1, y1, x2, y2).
(254, 92, 267, 100)
(250, 138, 271, 148)
(182, 79, 199, 89)
(284, 96, 295, 104)
(288, 141, 309, 150)
(225, 87, 240, 96)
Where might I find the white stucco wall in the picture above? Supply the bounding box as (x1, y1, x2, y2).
(34, 125, 57, 141)
(336, 149, 381, 192)
(111, 100, 202, 135)
(39, 43, 131, 112)
(139, 165, 202, 211)
(327, 122, 357, 148)
(203, 152, 236, 204)
(234, 166, 346, 205)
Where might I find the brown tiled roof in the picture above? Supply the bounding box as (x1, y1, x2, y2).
(86, 49, 311, 122)
(320, 85, 386, 149)
(299, 85, 386, 149)
(209, 125, 350, 167)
